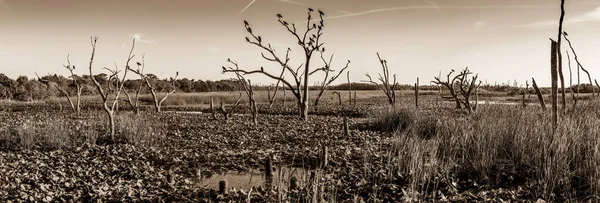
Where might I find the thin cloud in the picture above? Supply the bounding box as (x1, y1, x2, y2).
(325, 4, 552, 20)
(239, 0, 256, 15)
(522, 6, 600, 27)
(278, 0, 307, 6)
(474, 20, 488, 30)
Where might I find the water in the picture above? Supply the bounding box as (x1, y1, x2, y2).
(198, 167, 315, 190)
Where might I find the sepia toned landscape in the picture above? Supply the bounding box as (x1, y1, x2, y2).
(1, 0, 600, 202)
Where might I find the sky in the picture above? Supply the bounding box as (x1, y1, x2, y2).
(1, 0, 600, 87)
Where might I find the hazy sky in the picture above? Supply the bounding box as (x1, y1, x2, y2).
(1, 0, 599, 86)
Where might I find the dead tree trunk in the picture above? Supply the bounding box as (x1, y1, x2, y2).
(557, 0, 566, 113)
(415, 77, 419, 109)
(532, 78, 547, 110)
(551, 39, 559, 130)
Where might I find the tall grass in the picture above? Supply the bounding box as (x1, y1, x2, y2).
(376, 101, 600, 201)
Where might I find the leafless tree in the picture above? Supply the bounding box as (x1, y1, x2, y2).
(62, 55, 84, 112)
(223, 59, 258, 125)
(364, 53, 398, 105)
(35, 73, 75, 111)
(88, 37, 135, 140)
(123, 54, 147, 114)
(129, 62, 178, 112)
(313, 53, 350, 106)
(455, 68, 481, 114)
(432, 69, 463, 109)
(563, 32, 595, 98)
(223, 8, 327, 120)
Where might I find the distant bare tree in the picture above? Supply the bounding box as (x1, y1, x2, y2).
(63, 55, 83, 112)
(313, 53, 350, 106)
(563, 32, 595, 98)
(35, 55, 83, 112)
(455, 68, 481, 113)
(88, 37, 135, 140)
(223, 59, 258, 125)
(223, 8, 327, 120)
(432, 69, 462, 109)
(364, 53, 398, 105)
(123, 54, 147, 114)
(129, 61, 178, 112)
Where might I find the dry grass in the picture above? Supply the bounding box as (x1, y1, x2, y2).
(373, 100, 600, 201)
(0, 111, 166, 150)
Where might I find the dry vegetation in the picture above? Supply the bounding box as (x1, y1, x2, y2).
(3, 1, 600, 202)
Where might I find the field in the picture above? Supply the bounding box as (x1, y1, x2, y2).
(0, 90, 598, 202)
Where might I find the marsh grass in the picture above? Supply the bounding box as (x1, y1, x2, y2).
(374, 100, 600, 201)
(0, 111, 166, 150)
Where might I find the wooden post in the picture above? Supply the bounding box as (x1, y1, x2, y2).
(415, 77, 419, 109)
(218, 179, 228, 194)
(343, 117, 349, 137)
(210, 97, 217, 120)
(551, 39, 559, 130)
(320, 145, 328, 169)
(265, 157, 273, 179)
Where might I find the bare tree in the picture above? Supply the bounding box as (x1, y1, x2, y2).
(123, 55, 147, 114)
(313, 54, 350, 106)
(364, 53, 398, 105)
(88, 37, 135, 140)
(35, 73, 76, 111)
(563, 32, 595, 98)
(129, 63, 179, 112)
(223, 8, 327, 120)
(63, 55, 84, 112)
(223, 59, 258, 125)
(432, 69, 463, 109)
(455, 68, 481, 114)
